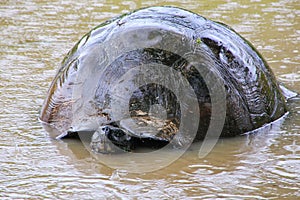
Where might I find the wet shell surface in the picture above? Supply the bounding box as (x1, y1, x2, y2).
(40, 6, 289, 151)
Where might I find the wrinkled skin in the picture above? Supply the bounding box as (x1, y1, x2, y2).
(40, 6, 289, 153)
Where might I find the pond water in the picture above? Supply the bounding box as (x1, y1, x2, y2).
(1, 0, 299, 199)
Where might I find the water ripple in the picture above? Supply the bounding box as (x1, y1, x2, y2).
(0, 0, 299, 199)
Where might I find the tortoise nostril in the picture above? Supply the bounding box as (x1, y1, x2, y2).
(102, 126, 109, 133)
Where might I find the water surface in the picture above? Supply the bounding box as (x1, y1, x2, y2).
(0, 0, 299, 199)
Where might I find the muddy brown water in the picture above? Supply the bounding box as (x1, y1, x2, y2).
(0, 0, 299, 199)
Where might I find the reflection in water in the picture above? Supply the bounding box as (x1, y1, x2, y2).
(0, 0, 299, 199)
(50, 111, 300, 199)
